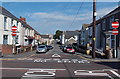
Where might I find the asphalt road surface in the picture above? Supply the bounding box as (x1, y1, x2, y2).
(0, 42, 120, 79)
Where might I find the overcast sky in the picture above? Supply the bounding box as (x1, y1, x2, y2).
(1, 1, 118, 34)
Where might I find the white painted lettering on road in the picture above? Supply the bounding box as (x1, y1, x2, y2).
(33, 58, 90, 64)
(74, 69, 120, 79)
(22, 69, 66, 78)
(52, 54, 61, 57)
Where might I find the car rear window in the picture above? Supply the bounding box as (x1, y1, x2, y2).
(66, 47, 73, 49)
(38, 46, 45, 48)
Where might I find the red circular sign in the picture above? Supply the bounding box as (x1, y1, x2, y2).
(12, 32, 17, 36)
(112, 22, 119, 28)
(12, 26, 17, 31)
(112, 29, 119, 35)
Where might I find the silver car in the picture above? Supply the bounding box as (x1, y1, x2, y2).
(36, 45, 47, 53)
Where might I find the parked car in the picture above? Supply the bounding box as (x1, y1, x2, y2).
(63, 46, 75, 54)
(46, 45, 53, 50)
(72, 43, 78, 52)
(59, 45, 65, 50)
(36, 45, 47, 53)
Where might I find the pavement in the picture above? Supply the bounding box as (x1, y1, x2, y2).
(75, 52, 120, 62)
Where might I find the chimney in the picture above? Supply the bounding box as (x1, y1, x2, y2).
(19, 16, 26, 22)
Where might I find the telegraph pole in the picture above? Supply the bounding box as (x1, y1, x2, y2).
(92, 0, 96, 58)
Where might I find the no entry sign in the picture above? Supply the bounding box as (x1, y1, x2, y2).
(112, 29, 119, 35)
(112, 22, 119, 28)
(12, 26, 17, 36)
(12, 32, 17, 36)
(12, 26, 17, 31)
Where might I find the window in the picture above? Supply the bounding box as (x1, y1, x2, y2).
(111, 35, 115, 48)
(11, 19, 13, 26)
(110, 16, 114, 29)
(15, 35, 19, 44)
(3, 35, 8, 44)
(4, 17, 7, 30)
(102, 19, 106, 30)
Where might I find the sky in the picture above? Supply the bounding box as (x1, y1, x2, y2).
(1, 1, 119, 34)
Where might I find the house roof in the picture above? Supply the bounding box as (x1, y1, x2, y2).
(0, 6, 20, 21)
(0, 6, 40, 35)
(65, 31, 79, 39)
(82, 24, 90, 29)
(88, 6, 120, 27)
(41, 35, 49, 39)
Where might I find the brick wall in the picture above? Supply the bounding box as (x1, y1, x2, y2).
(1, 45, 14, 55)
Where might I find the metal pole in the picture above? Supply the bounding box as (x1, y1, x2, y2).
(12, 36, 15, 54)
(114, 35, 117, 58)
(92, 0, 96, 58)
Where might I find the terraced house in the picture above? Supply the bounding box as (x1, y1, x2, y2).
(79, 6, 120, 59)
(0, 6, 41, 55)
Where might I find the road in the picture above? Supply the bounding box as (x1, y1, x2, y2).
(0, 42, 120, 79)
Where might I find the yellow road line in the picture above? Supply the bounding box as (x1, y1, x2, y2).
(0, 58, 17, 60)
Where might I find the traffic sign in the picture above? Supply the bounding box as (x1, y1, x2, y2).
(112, 29, 119, 35)
(12, 26, 17, 31)
(112, 22, 119, 28)
(12, 32, 17, 36)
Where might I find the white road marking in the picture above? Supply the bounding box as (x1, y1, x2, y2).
(110, 70, 120, 78)
(33, 58, 90, 64)
(52, 54, 61, 57)
(74, 69, 119, 79)
(22, 69, 66, 78)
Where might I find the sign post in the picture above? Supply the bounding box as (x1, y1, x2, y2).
(11, 25, 17, 54)
(112, 21, 119, 58)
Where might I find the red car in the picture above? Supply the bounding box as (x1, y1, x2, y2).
(64, 47, 75, 54)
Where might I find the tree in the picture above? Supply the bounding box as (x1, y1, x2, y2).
(54, 30, 63, 39)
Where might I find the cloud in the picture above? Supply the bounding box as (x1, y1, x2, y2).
(2, 0, 120, 2)
(28, 11, 92, 34)
(97, 6, 118, 19)
(27, 5, 117, 34)
(31, 12, 90, 21)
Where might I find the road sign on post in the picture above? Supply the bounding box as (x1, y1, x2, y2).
(11, 25, 17, 54)
(112, 29, 119, 35)
(12, 32, 17, 36)
(112, 21, 119, 58)
(112, 22, 119, 28)
(12, 26, 17, 31)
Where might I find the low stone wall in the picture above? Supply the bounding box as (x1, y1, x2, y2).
(0, 44, 37, 55)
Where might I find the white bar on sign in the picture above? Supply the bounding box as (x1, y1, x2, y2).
(112, 31, 118, 33)
(112, 24, 119, 26)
